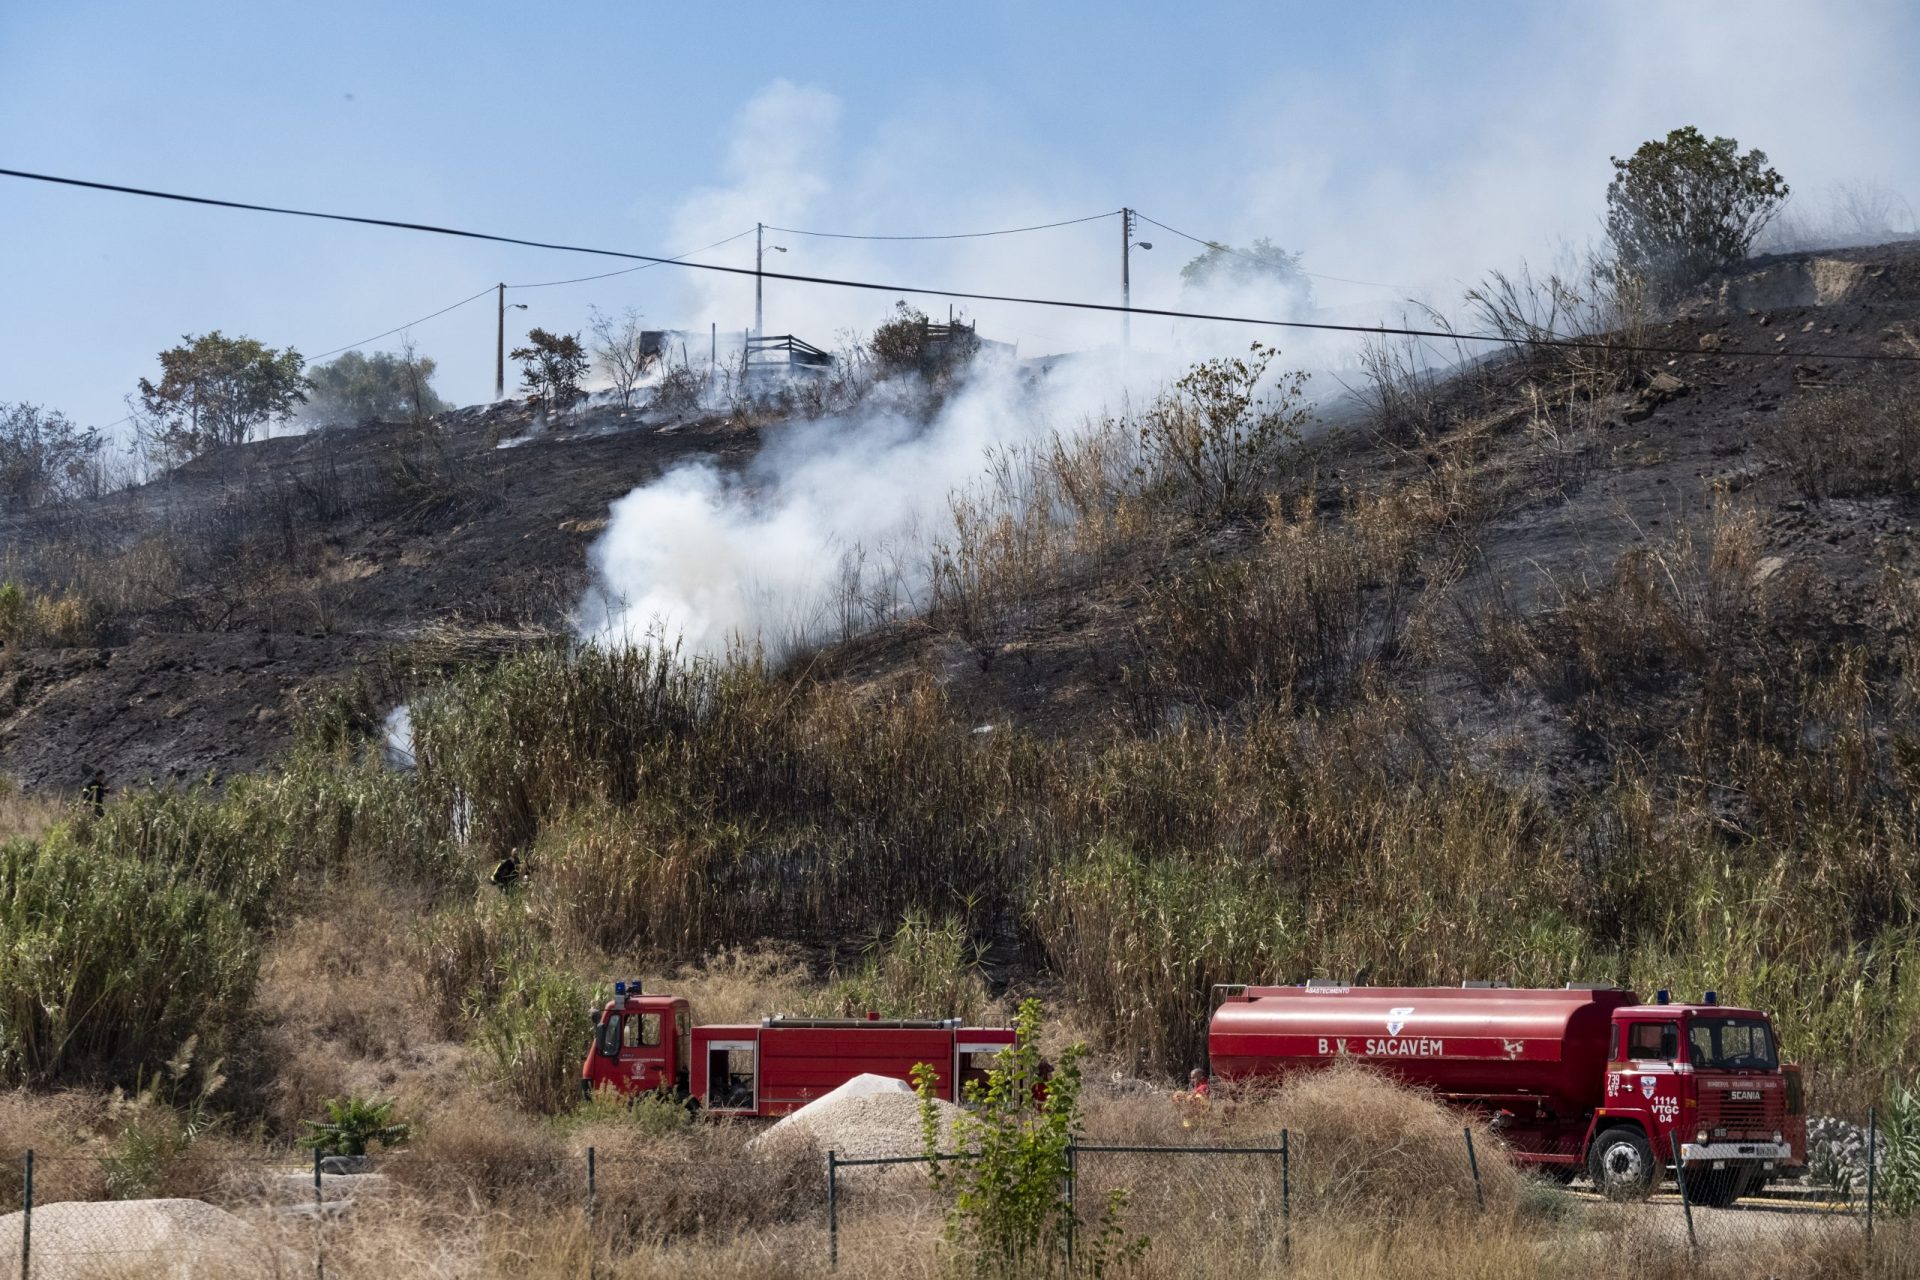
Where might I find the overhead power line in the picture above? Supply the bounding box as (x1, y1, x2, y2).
(4, 166, 1917, 364)
(1133, 211, 1416, 292)
(308, 230, 757, 363)
(305, 286, 498, 363)
(508, 226, 756, 289)
(765, 210, 1119, 241)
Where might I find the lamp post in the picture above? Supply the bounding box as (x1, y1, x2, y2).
(495, 286, 529, 400)
(1121, 209, 1152, 350)
(754, 223, 786, 338)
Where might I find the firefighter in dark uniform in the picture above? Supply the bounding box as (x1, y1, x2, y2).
(489, 851, 524, 892)
(81, 768, 109, 818)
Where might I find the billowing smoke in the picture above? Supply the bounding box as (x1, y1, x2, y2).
(575, 352, 1169, 656)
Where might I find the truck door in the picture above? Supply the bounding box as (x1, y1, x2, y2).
(1621, 1018, 1683, 1151)
(620, 1009, 669, 1091)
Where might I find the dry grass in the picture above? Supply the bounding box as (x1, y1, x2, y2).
(1760, 374, 1920, 500)
(0, 783, 68, 843)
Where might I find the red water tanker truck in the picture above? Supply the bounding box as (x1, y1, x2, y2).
(1210, 983, 1806, 1205)
(581, 981, 1017, 1118)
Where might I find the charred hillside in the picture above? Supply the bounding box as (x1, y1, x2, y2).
(0, 401, 758, 790)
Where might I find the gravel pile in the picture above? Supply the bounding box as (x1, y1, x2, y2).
(753, 1080, 965, 1163)
(0, 1198, 269, 1279)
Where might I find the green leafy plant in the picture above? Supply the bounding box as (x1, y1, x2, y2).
(1605, 126, 1789, 300)
(915, 998, 1145, 1278)
(99, 1038, 226, 1199)
(1179, 236, 1312, 310)
(470, 959, 594, 1115)
(1877, 1085, 1920, 1217)
(298, 1095, 412, 1157)
(511, 328, 591, 417)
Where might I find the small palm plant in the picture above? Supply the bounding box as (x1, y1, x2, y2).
(298, 1096, 412, 1157)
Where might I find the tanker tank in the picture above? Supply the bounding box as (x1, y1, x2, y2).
(1209, 984, 1636, 1123)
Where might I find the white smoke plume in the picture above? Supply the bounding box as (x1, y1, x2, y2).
(575, 352, 1171, 657)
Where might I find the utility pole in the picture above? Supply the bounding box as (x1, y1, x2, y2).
(495, 286, 527, 401)
(753, 224, 787, 340)
(1120, 209, 1151, 351)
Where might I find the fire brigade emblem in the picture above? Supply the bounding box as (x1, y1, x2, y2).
(1639, 1075, 1657, 1099)
(1386, 1007, 1414, 1036)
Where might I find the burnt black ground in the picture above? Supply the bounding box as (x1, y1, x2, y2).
(3, 241, 1919, 796)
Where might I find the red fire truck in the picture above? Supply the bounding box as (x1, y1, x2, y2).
(1209, 983, 1805, 1205)
(581, 981, 1017, 1117)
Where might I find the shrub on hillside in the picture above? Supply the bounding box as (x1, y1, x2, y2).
(0, 402, 102, 512)
(470, 958, 594, 1115)
(1760, 376, 1920, 501)
(1136, 342, 1310, 521)
(305, 348, 447, 426)
(1605, 126, 1788, 301)
(0, 581, 96, 648)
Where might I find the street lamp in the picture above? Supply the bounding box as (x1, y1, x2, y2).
(1122, 208, 1152, 349)
(755, 223, 787, 338)
(495, 287, 529, 399)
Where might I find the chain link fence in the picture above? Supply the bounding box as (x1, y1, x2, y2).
(0, 1136, 1910, 1277)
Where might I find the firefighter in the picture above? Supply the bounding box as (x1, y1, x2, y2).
(81, 768, 109, 818)
(489, 852, 524, 893)
(1177, 1067, 1211, 1129)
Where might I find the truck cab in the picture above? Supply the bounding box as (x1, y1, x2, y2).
(1589, 994, 1794, 1205)
(581, 984, 692, 1101)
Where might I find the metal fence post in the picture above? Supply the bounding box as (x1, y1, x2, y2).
(20, 1150, 30, 1280)
(1065, 1142, 1077, 1270)
(826, 1149, 838, 1272)
(1463, 1127, 1485, 1212)
(1281, 1129, 1291, 1265)
(1867, 1106, 1877, 1243)
(1669, 1134, 1696, 1253)
(586, 1146, 598, 1280)
(312, 1145, 325, 1280)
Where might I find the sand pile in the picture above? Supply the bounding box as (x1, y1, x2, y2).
(0, 1198, 270, 1279)
(752, 1073, 965, 1162)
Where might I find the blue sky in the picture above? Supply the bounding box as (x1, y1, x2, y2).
(4, 0, 1918, 430)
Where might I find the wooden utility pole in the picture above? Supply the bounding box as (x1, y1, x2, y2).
(1121, 209, 1133, 350)
(495, 284, 525, 400)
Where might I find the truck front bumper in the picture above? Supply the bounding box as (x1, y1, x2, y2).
(1679, 1141, 1790, 1164)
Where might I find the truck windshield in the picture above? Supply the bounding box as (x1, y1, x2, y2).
(1688, 1017, 1777, 1070)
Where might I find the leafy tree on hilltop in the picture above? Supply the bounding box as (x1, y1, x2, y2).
(0, 402, 101, 511)
(306, 347, 447, 426)
(1606, 126, 1789, 300)
(511, 328, 590, 416)
(1180, 237, 1313, 308)
(137, 332, 310, 459)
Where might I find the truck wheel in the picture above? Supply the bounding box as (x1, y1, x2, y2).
(1588, 1127, 1657, 1200)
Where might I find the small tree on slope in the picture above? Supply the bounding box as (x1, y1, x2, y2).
(1605, 126, 1788, 302)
